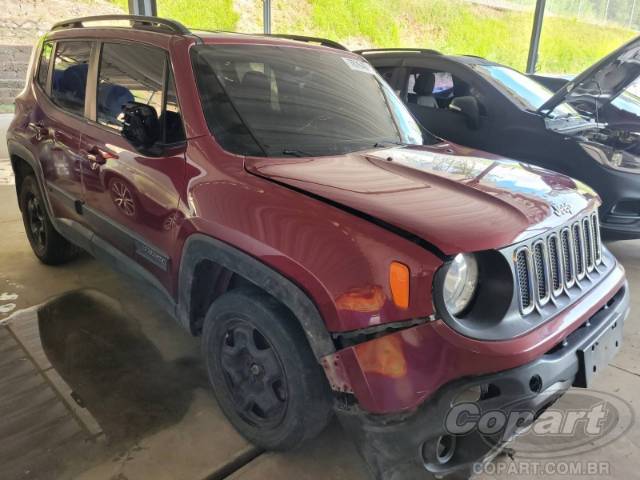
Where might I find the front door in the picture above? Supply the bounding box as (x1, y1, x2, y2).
(78, 41, 187, 288)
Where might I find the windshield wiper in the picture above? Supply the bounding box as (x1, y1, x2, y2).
(373, 140, 406, 148)
(281, 149, 314, 157)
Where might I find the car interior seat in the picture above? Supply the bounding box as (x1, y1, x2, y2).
(414, 73, 438, 108)
(97, 83, 135, 125)
(56, 63, 89, 109)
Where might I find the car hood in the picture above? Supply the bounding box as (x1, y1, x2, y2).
(538, 35, 640, 116)
(244, 142, 599, 255)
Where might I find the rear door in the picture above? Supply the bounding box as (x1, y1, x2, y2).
(78, 41, 187, 288)
(31, 40, 93, 225)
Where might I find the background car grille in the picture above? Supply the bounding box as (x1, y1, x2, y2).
(515, 211, 603, 315)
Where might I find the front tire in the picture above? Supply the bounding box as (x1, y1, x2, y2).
(19, 175, 78, 265)
(202, 287, 333, 450)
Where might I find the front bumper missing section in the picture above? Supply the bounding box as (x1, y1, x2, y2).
(337, 283, 629, 480)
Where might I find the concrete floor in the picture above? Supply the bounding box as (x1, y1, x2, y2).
(0, 159, 639, 480)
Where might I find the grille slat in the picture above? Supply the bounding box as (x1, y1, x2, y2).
(561, 228, 575, 288)
(516, 249, 533, 314)
(591, 212, 602, 265)
(533, 241, 550, 305)
(583, 217, 595, 272)
(573, 222, 586, 280)
(548, 234, 563, 296)
(515, 211, 603, 315)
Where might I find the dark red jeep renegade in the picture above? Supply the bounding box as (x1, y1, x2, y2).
(7, 15, 629, 479)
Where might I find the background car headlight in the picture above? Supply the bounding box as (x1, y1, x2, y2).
(442, 253, 479, 316)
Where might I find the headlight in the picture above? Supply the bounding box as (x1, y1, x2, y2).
(442, 253, 479, 316)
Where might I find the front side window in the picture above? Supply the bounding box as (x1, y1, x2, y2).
(192, 45, 423, 157)
(96, 42, 185, 144)
(97, 43, 165, 130)
(51, 41, 92, 116)
(37, 42, 53, 90)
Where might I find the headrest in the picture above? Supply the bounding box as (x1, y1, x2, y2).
(414, 73, 436, 95)
(60, 63, 89, 98)
(241, 71, 270, 98)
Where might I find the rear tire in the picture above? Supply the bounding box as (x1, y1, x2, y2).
(19, 175, 79, 265)
(202, 287, 333, 450)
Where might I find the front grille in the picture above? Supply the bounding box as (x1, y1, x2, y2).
(514, 211, 603, 315)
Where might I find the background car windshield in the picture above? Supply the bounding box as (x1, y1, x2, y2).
(474, 65, 553, 110)
(475, 65, 578, 118)
(192, 45, 422, 157)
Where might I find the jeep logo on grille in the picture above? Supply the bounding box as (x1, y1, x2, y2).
(551, 201, 573, 216)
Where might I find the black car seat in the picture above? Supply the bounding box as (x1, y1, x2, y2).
(414, 73, 438, 108)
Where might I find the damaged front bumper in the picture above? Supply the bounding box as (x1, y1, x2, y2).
(336, 282, 629, 480)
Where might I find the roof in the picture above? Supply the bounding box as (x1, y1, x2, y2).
(357, 48, 498, 66)
(49, 15, 348, 52)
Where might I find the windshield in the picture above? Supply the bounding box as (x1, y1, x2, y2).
(191, 45, 423, 157)
(474, 65, 577, 117)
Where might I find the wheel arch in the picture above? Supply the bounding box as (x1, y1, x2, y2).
(177, 233, 336, 360)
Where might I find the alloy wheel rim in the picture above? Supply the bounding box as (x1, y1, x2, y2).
(26, 194, 46, 250)
(111, 181, 136, 217)
(219, 320, 288, 428)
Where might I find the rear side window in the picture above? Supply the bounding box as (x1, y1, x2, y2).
(36, 42, 53, 90)
(97, 42, 185, 143)
(51, 41, 92, 116)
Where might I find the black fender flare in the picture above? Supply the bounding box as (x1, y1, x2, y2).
(177, 233, 336, 360)
(7, 140, 57, 218)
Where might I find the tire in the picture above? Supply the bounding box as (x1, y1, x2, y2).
(19, 175, 79, 265)
(202, 287, 333, 450)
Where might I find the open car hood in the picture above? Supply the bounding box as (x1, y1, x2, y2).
(245, 143, 599, 255)
(538, 36, 640, 116)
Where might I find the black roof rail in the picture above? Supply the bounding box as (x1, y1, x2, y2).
(259, 34, 348, 51)
(50, 15, 191, 35)
(355, 48, 442, 55)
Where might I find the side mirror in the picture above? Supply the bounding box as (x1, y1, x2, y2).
(450, 96, 481, 130)
(120, 102, 160, 150)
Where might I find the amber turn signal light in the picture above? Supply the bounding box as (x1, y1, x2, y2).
(389, 261, 410, 309)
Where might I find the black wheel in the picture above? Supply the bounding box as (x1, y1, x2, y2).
(19, 175, 79, 265)
(202, 288, 333, 450)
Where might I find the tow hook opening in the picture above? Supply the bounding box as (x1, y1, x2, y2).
(422, 435, 457, 466)
(436, 435, 456, 464)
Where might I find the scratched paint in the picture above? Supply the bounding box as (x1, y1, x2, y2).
(0, 292, 18, 315)
(0, 162, 14, 186)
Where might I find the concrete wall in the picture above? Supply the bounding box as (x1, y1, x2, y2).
(1, 113, 13, 158)
(0, 45, 31, 107)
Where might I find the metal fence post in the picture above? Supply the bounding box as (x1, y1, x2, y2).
(263, 0, 271, 34)
(128, 0, 157, 16)
(526, 0, 546, 74)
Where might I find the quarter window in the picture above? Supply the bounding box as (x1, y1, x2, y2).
(51, 41, 92, 116)
(37, 42, 53, 90)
